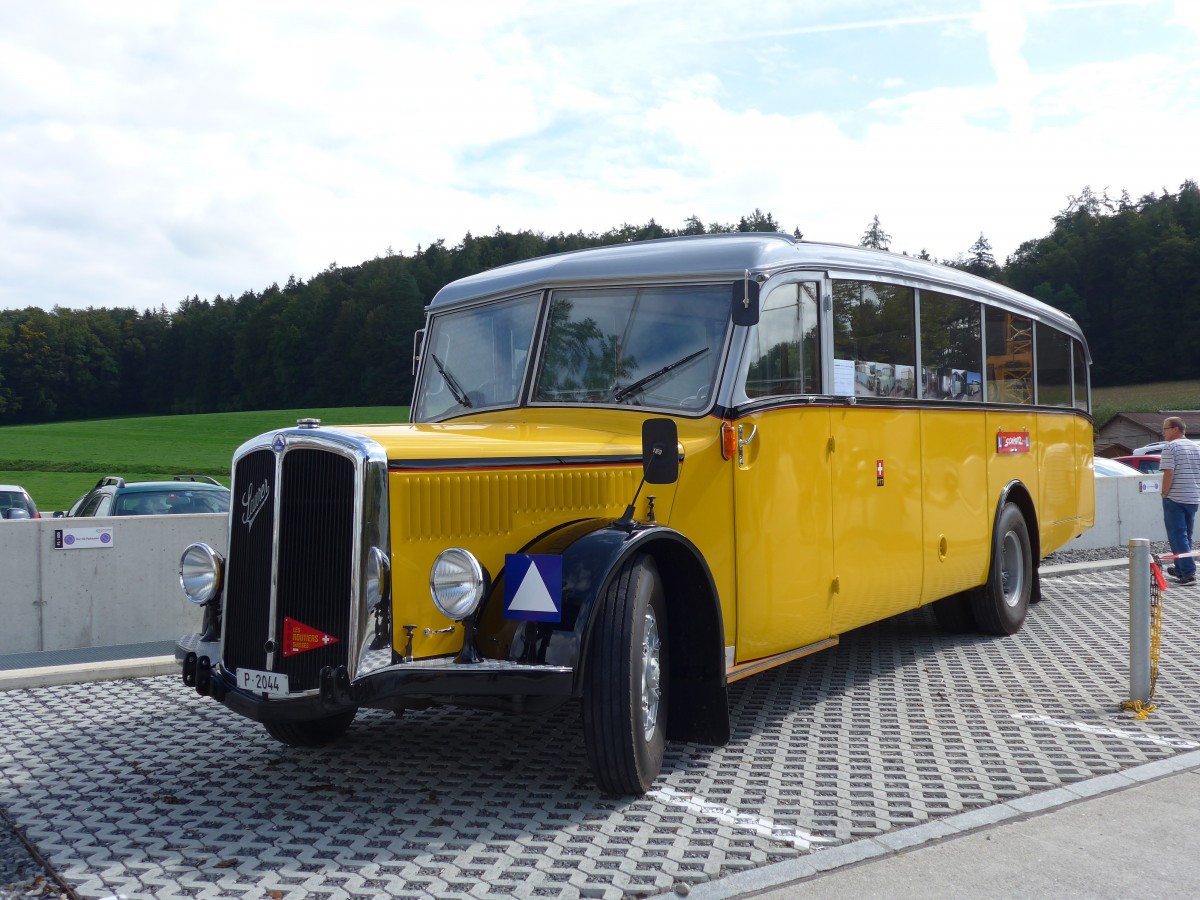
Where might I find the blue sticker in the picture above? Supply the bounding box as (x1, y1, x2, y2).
(503, 554, 562, 622)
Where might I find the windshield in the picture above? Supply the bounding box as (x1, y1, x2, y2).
(413, 293, 540, 421)
(413, 283, 732, 420)
(533, 284, 730, 412)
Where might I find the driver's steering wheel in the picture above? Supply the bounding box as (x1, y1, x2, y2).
(679, 384, 710, 408)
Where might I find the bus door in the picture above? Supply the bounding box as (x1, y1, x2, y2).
(828, 406, 924, 633)
(731, 280, 836, 662)
(827, 278, 924, 633)
(919, 408, 989, 604)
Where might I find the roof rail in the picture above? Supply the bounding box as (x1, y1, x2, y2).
(172, 475, 221, 485)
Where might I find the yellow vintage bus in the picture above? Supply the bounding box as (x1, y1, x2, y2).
(177, 234, 1093, 795)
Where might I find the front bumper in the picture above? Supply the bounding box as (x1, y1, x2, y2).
(177, 633, 574, 723)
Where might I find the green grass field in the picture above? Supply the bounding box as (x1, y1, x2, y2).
(2, 381, 1196, 514)
(0, 407, 409, 512)
(1090, 380, 1200, 429)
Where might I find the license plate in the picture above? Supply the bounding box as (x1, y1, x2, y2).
(238, 668, 289, 697)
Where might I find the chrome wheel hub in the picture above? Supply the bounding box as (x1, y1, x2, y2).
(1000, 530, 1025, 608)
(640, 609, 662, 741)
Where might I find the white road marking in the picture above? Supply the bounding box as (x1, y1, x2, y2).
(1047, 579, 1125, 588)
(1015, 713, 1200, 749)
(649, 785, 835, 849)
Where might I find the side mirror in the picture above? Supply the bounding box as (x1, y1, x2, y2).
(642, 418, 679, 485)
(732, 272, 761, 327)
(4, 508, 31, 520)
(412, 327, 426, 376)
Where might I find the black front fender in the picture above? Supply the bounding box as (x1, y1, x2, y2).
(475, 518, 646, 672)
(474, 518, 730, 745)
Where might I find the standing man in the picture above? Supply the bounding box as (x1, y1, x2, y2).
(1160, 416, 1200, 585)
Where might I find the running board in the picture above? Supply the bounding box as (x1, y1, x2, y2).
(726, 637, 840, 683)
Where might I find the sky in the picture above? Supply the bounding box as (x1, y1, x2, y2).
(2, 0, 1198, 313)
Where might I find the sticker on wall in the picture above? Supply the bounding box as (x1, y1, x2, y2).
(504, 554, 563, 623)
(54, 527, 114, 550)
(876, 459, 885, 486)
(996, 431, 1031, 454)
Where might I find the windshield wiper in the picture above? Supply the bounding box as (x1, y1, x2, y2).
(613, 347, 710, 402)
(430, 353, 472, 408)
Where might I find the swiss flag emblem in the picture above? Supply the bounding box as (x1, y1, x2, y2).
(282, 617, 340, 657)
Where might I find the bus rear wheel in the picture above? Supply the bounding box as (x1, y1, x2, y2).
(971, 503, 1032, 635)
(264, 709, 357, 747)
(582, 553, 669, 796)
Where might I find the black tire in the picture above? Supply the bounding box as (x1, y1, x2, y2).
(264, 709, 357, 747)
(582, 553, 669, 795)
(932, 590, 977, 633)
(971, 503, 1032, 635)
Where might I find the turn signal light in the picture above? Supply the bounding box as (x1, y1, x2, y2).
(721, 422, 737, 461)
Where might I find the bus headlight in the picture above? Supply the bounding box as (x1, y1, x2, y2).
(180, 542, 224, 605)
(430, 548, 484, 620)
(366, 546, 390, 612)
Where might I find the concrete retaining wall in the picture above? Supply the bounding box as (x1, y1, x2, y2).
(0, 477, 1172, 655)
(1062, 474, 1167, 551)
(0, 515, 226, 656)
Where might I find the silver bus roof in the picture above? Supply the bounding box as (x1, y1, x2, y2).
(428, 233, 1085, 344)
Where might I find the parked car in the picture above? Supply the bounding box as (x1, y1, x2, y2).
(67, 476, 230, 517)
(1093, 457, 1142, 477)
(1113, 454, 1161, 473)
(1132, 441, 1168, 456)
(1132, 439, 1200, 456)
(0, 484, 40, 519)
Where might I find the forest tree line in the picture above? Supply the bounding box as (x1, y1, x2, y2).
(0, 186, 1198, 425)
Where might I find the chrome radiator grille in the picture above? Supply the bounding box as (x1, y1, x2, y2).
(222, 445, 357, 692)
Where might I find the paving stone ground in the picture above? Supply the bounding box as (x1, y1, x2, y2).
(2, 567, 1198, 899)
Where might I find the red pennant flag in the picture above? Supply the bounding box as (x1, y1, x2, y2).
(282, 617, 340, 657)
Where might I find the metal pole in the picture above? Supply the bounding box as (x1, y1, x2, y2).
(1128, 538, 1151, 704)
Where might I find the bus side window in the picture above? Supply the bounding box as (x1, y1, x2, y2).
(985, 308, 1033, 404)
(1035, 323, 1073, 407)
(1071, 339, 1089, 412)
(833, 280, 916, 399)
(744, 282, 819, 398)
(919, 291, 982, 401)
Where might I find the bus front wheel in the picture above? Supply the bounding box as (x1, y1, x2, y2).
(582, 553, 669, 796)
(971, 503, 1032, 635)
(264, 709, 357, 747)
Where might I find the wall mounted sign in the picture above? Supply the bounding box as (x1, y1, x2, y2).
(54, 527, 114, 549)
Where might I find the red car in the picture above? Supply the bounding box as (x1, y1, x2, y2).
(1112, 454, 1161, 474)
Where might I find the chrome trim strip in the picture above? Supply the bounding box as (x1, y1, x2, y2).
(726, 637, 839, 683)
(265, 444, 283, 671)
(388, 454, 643, 471)
(356, 656, 572, 678)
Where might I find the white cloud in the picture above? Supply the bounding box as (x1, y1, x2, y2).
(973, 0, 1036, 135)
(0, 0, 1196, 310)
(1171, 0, 1200, 36)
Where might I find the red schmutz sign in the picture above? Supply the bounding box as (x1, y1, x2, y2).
(282, 617, 340, 657)
(996, 431, 1031, 454)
